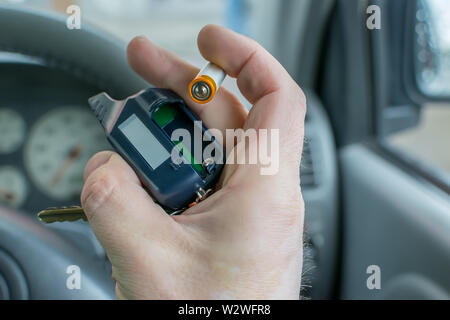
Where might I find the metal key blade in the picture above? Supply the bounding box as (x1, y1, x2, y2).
(37, 206, 87, 224)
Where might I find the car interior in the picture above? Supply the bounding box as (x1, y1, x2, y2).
(0, 0, 449, 300)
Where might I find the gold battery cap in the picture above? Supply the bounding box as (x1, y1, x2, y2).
(189, 75, 216, 104)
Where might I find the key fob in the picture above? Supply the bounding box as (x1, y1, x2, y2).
(88, 88, 224, 213)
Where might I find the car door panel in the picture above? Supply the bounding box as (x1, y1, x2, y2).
(339, 144, 450, 299)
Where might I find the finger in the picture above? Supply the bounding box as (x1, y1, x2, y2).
(199, 25, 298, 102)
(198, 25, 306, 164)
(81, 152, 173, 255)
(127, 36, 247, 135)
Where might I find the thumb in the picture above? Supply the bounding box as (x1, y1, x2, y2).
(81, 151, 174, 257)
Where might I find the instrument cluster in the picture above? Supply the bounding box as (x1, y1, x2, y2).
(0, 62, 111, 213)
(0, 106, 109, 211)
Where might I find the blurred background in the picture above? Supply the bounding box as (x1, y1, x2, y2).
(2, 0, 448, 182)
(1, 0, 277, 109)
(0, 0, 448, 300)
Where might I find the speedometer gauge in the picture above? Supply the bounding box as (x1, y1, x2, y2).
(0, 166, 27, 208)
(0, 108, 26, 154)
(24, 107, 110, 200)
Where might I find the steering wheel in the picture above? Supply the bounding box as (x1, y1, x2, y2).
(0, 5, 147, 299)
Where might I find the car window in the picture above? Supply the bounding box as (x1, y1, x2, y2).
(380, 0, 450, 189)
(388, 103, 450, 182)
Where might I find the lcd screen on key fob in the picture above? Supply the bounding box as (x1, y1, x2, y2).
(119, 114, 170, 170)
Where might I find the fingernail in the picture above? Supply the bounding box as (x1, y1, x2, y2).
(134, 35, 148, 42)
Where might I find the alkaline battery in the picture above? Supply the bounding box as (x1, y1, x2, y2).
(189, 62, 226, 104)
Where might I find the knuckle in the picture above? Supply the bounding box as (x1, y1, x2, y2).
(298, 87, 307, 107)
(284, 85, 307, 125)
(295, 86, 307, 116)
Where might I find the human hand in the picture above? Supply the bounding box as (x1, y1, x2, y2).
(81, 25, 306, 299)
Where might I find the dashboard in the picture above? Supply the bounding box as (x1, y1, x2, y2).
(0, 61, 110, 214)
